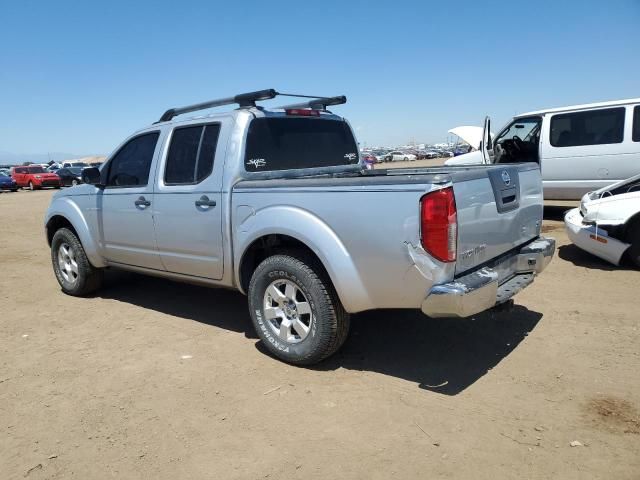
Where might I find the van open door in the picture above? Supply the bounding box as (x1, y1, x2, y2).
(480, 116, 494, 164)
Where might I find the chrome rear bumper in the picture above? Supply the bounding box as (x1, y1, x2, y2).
(421, 237, 555, 318)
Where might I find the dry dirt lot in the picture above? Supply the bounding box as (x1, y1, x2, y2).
(1, 189, 639, 480)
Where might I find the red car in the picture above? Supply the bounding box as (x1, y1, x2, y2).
(10, 166, 61, 190)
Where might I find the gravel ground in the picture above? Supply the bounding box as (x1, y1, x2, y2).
(1, 189, 638, 479)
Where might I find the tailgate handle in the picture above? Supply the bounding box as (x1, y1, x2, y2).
(501, 187, 517, 204)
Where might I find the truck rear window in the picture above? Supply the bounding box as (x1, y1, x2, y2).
(244, 117, 359, 172)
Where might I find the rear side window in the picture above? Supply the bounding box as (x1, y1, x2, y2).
(244, 117, 359, 172)
(106, 132, 159, 187)
(165, 124, 220, 185)
(633, 106, 640, 142)
(550, 107, 625, 147)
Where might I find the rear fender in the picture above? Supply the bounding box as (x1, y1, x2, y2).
(45, 197, 105, 268)
(234, 205, 372, 313)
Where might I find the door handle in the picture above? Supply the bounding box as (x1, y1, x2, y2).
(134, 196, 151, 207)
(195, 195, 216, 208)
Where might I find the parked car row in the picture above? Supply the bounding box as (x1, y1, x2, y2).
(0, 164, 98, 192)
(362, 147, 455, 163)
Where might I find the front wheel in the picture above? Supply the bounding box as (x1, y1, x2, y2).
(248, 254, 350, 365)
(51, 228, 103, 295)
(28, 181, 35, 191)
(71, 179, 78, 186)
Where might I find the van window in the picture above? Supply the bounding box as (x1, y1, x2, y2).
(550, 107, 625, 147)
(244, 117, 359, 172)
(164, 124, 220, 185)
(633, 106, 640, 142)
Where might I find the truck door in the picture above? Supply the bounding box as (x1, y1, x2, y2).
(98, 131, 164, 270)
(152, 121, 227, 280)
(480, 116, 494, 164)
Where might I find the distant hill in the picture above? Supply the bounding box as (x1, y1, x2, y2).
(0, 151, 106, 165)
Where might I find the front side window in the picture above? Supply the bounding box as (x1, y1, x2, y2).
(244, 117, 359, 172)
(106, 132, 160, 187)
(633, 106, 640, 142)
(550, 107, 625, 147)
(164, 124, 220, 185)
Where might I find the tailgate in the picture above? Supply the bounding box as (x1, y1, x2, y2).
(452, 163, 543, 275)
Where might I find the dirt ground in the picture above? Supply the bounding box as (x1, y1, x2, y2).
(1, 189, 639, 480)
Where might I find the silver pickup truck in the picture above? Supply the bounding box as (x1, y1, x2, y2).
(45, 89, 555, 365)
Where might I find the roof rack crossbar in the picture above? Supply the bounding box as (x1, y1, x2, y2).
(278, 95, 347, 111)
(158, 88, 278, 122)
(157, 90, 347, 123)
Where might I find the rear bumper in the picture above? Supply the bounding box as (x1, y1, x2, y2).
(564, 207, 629, 266)
(421, 236, 555, 318)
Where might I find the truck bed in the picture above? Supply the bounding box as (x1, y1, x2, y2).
(232, 163, 543, 313)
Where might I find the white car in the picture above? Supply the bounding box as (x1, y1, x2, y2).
(564, 173, 640, 267)
(383, 151, 416, 162)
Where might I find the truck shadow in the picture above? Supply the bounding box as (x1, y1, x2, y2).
(97, 271, 542, 395)
(96, 270, 257, 337)
(306, 306, 543, 395)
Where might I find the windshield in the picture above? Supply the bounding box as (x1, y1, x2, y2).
(27, 166, 45, 173)
(496, 117, 541, 144)
(68, 167, 83, 175)
(71, 162, 88, 167)
(244, 117, 359, 172)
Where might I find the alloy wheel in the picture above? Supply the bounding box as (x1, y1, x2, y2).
(57, 243, 79, 285)
(263, 279, 313, 344)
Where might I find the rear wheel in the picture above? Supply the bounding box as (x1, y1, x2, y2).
(51, 228, 103, 295)
(248, 254, 350, 365)
(625, 220, 640, 268)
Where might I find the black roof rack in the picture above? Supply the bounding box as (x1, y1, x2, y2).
(156, 89, 346, 122)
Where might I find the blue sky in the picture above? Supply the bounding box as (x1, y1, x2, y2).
(0, 0, 638, 158)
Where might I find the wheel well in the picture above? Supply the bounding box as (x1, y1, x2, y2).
(46, 216, 77, 246)
(239, 234, 330, 293)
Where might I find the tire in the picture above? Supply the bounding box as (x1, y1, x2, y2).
(248, 254, 350, 365)
(28, 181, 35, 191)
(625, 220, 640, 268)
(403, 156, 408, 161)
(71, 179, 78, 186)
(51, 228, 103, 296)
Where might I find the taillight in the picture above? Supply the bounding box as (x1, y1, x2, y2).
(420, 187, 457, 262)
(285, 109, 320, 117)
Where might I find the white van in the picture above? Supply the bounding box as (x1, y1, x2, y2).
(446, 98, 640, 199)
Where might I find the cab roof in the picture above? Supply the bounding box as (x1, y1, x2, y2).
(517, 97, 640, 118)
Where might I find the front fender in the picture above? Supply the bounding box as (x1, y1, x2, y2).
(234, 205, 372, 313)
(45, 196, 106, 268)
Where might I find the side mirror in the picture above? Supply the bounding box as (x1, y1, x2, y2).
(82, 167, 103, 187)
